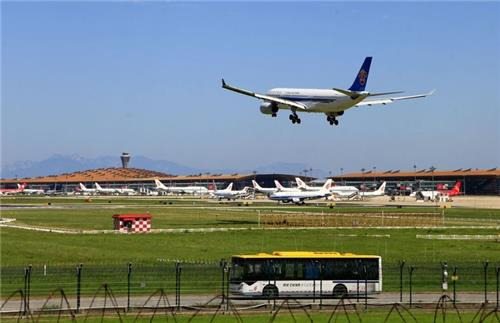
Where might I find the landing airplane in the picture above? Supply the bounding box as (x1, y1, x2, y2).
(222, 57, 433, 125)
(359, 182, 387, 197)
(212, 183, 250, 200)
(154, 179, 209, 195)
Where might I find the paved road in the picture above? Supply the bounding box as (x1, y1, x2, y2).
(2, 292, 498, 313)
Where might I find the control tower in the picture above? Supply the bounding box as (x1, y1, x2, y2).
(120, 152, 131, 168)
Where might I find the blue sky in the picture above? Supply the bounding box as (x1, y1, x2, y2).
(2, 2, 499, 174)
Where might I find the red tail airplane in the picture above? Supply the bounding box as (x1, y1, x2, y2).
(0, 183, 27, 195)
(437, 181, 462, 196)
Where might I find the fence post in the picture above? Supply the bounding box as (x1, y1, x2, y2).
(225, 266, 231, 312)
(399, 260, 406, 302)
(175, 262, 182, 311)
(452, 266, 458, 305)
(27, 265, 32, 315)
(440, 261, 448, 294)
(483, 261, 489, 303)
(496, 266, 499, 308)
(127, 263, 132, 311)
(23, 266, 31, 315)
(364, 264, 368, 310)
(219, 259, 226, 303)
(408, 266, 415, 307)
(76, 264, 83, 313)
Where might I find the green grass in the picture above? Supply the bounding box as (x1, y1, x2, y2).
(1, 200, 499, 297)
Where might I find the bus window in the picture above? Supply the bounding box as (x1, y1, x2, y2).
(296, 262, 304, 279)
(305, 261, 320, 280)
(285, 261, 295, 279)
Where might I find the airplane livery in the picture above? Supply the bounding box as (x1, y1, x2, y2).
(222, 57, 433, 125)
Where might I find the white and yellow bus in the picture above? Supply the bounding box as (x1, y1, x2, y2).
(230, 251, 382, 298)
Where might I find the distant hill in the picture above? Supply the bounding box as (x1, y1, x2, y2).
(1, 154, 326, 179)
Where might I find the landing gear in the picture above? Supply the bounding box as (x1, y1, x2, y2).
(271, 113, 277, 117)
(289, 113, 301, 124)
(327, 115, 339, 126)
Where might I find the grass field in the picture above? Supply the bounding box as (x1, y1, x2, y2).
(1, 197, 499, 297)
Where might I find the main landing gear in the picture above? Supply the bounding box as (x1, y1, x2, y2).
(327, 115, 339, 126)
(289, 113, 301, 124)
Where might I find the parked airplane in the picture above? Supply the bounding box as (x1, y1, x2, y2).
(115, 186, 137, 195)
(359, 182, 387, 197)
(269, 186, 332, 204)
(295, 178, 358, 199)
(95, 182, 118, 194)
(212, 183, 250, 200)
(154, 179, 209, 195)
(78, 183, 97, 194)
(0, 183, 26, 195)
(222, 57, 433, 125)
(438, 181, 462, 196)
(410, 181, 462, 200)
(252, 180, 278, 195)
(274, 180, 301, 192)
(20, 184, 45, 195)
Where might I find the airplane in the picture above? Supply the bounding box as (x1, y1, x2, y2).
(410, 181, 462, 200)
(296, 178, 360, 199)
(252, 180, 279, 195)
(77, 183, 97, 194)
(212, 183, 250, 200)
(274, 180, 301, 192)
(154, 179, 209, 195)
(0, 183, 26, 195)
(359, 182, 387, 197)
(222, 57, 434, 126)
(438, 181, 462, 196)
(115, 186, 137, 195)
(269, 186, 332, 204)
(95, 182, 118, 195)
(19, 184, 45, 195)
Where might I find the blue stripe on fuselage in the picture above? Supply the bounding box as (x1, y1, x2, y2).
(273, 96, 338, 103)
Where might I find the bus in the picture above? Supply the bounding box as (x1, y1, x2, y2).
(230, 251, 382, 298)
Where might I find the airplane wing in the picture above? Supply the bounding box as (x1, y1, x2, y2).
(222, 79, 307, 111)
(355, 90, 435, 107)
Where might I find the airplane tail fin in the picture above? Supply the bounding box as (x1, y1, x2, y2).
(154, 179, 165, 189)
(322, 179, 332, 190)
(348, 57, 372, 92)
(252, 180, 262, 190)
(274, 180, 284, 190)
(296, 177, 307, 189)
(377, 182, 387, 193)
(452, 181, 461, 193)
(95, 182, 102, 190)
(80, 183, 86, 190)
(226, 182, 233, 191)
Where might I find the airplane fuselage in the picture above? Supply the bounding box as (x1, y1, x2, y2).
(266, 88, 367, 114)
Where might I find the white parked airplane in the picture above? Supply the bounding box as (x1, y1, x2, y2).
(78, 183, 97, 194)
(274, 180, 301, 192)
(295, 178, 332, 191)
(212, 183, 250, 200)
(252, 180, 278, 195)
(115, 186, 136, 195)
(154, 179, 209, 195)
(222, 57, 433, 125)
(20, 184, 45, 195)
(269, 186, 331, 204)
(359, 182, 386, 197)
(296, 178, 360, 199)
(95, 182, 118, 194)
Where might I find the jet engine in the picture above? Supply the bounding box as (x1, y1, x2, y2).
(259, 102, 279, 115)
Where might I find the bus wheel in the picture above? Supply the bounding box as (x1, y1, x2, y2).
(333, 284, 348, 298)
(262, 285, 279, 298)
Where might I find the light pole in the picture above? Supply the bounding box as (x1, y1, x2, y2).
(361, 168, 366, 192)
(373, 166, 376, 186)
(429, 166, 436, 190)
(340, 168, 344, 185)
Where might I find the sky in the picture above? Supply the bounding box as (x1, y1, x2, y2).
(2, 1, 499, 174)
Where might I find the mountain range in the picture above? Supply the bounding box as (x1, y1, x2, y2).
(1, 154, 327, 179)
